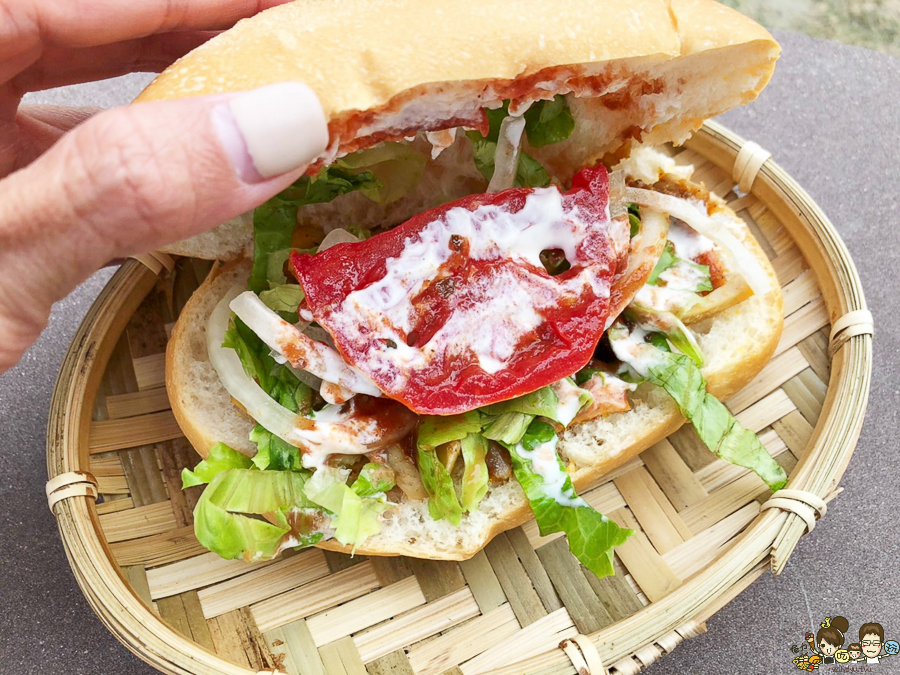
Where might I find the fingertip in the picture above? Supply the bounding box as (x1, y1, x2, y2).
(212, 82, 330, 182)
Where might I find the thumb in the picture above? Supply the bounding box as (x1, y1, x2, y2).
(0, 82, 328, 372)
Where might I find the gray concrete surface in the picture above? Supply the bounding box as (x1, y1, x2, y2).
(0, 30, 897, 675)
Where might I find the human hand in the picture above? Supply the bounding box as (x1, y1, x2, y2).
(0, 0, 329, 373)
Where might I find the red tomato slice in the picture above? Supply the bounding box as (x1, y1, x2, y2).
(291, 166, 616, 415)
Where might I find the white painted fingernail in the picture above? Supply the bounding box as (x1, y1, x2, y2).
(212, 82, 329, 182)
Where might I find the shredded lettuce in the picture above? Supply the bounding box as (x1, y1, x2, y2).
(575, 366, 602, 385)
(481, 386, 558, 418)
(647, 250, 712, 295)
(416, 415, 477, 524)
(503, 421, 632, 578)
(609, 324, 787, 491)
(481, 382, 590, 433)
(671, 259, 713, 293)
(539, 248, 571, 276)
(250, 165, 371, 292)
(249, 144, 425, 292)
(482, 412, 534, 445)
(460, 434, 490, 512)
(281, 165, 381, 207)
(523, 95, 575, 148)
(249, 196, 301, 294)
(625, 305, 704, 367)
(303, 466, 394, 552)
(480, 386, 555, 444)
(192, 468, 322, 561)
(418, 411, 485, 447)
(336, 142, 427, 205)
(249, 424, 304, 472)
(352, 463, 396, 497)
(647, 242, 677, 284)
(182, 443, 253, 488)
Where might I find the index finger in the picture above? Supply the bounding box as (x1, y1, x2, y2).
(1, 0, 289, 70)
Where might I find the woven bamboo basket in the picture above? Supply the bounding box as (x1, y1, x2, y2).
(46, 120, 872, 675)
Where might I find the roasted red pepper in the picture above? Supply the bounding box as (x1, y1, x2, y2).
(291, 166, 615, 415)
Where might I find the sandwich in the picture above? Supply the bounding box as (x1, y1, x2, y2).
(143, 0, 786, 577)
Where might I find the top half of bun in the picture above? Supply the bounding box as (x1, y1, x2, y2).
(136, 0, 778, 260)
(137, 0, 777, 157)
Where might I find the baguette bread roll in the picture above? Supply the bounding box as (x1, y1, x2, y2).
(166, 178, 783, 560)
(135, 0, 778, 259)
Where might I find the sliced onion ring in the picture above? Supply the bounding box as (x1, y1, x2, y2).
(207, 285, 309, 447)
(625, 187, 771, 297)
(319, 228, 359, 251)
(487, 114, 526, 193)
(230, 291, 380, 397)
(207, 287, 388, 465)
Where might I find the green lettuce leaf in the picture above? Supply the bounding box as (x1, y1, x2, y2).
(249, 197, 299, 293)
(415, 414, 483, 525)
(223, 316, 269, 385)
(223, 317, 312, 414)
(265, 248, 295, 288)
(259, 284, 305, 315)
(480, 382, 589, 432)
(304, 467, 391, 551)
(192, 468, 322, 561)
(352, 463, 396, 497)
(673, 259, 714, 293)
(550, 378, 593, 426)
(523, 95, 575, 148)
(624, 305, 704, 367)
(417, 446, 463, 525)
(647, 242, 676, 284)
(609, 325, 787, 491)
(481, 386, 558, 418)
(575, 366, 602, 385)
(649, 254, 712, 295)
(249, 424, 304, 472)
(482, 412, 534, 445)
(249, 166, 379, 292)
(460, 433, 489, 512)
(539, 249, 571, 276)
(628, 203, 642, 238)
(467, 132, 551, 188)
(504, 421, 632, 578)
(182, 443, 253, 488)
(281, 166, 381, 207)
(514, 152, 552, 188)
(418, 411, 485, 448)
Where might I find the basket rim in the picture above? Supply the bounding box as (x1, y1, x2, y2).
(45, 120, 873, 675)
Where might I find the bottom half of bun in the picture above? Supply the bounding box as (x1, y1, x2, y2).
(166, 224, 783, 560)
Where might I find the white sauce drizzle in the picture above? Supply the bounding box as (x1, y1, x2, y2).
(633, 284, 699, 315)
(666, 219, 714, 261)
(551, 378, 590, 428)
(634, 221, 713, 315)
(514, 434, 584, 508)
(608, 326, 661, 377)
(658, 260, 708, 292)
